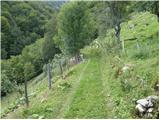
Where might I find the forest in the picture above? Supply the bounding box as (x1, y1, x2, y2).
(1, 0, 159, 119)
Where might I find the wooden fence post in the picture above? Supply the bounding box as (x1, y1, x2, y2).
(122, 39, 125, 53)
(59, 60, 63, 79)
(47, 63, 51, 89)
(24, 78, 29, 107)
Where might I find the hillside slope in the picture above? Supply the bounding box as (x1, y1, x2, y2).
(1, 12, 158, 119)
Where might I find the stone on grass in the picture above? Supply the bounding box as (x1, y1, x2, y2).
(136, 104, 146, 113)
(136, 99, 149, 108)
(147, 95, 159, 102)
(147, 108, 154, 113)
(122, 66, 130, 73)
(146, 113, 153, 118)
(147, 100, 153, 108)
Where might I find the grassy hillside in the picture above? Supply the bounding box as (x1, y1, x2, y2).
(1, 12, 158, 119)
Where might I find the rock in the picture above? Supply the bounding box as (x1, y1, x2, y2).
(147, 99, 153, 107)
(122, 64, 134, 73)
(146, 113, 153, 118)
(146, 95, 159, 102)
(136, 99, 149, 108)
(122, 66, 130, 73)
(147, 108, 154, 113)
(136, 104, 146, 113)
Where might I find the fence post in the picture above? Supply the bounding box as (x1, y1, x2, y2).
(24, 78, 29, 107)
(59, 60, 63, 79)
(122, 39, 125, 53)
(47, 63, 51, 89)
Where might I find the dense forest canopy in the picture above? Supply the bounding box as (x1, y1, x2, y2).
(1, 1, 64, 59)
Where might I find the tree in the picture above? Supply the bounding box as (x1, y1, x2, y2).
(131, 1, 159, 21)
(57, 2, 96, 61)
(42, 15, 61, 63)
(9, 55, 25, 83)
(1, 1, 60, 59)
(24, 62, 35, 81)
(91, 1, 130, 50)
(1, 16, 10, 59)
(107, 1, 130, 49)
(22, 38, 45, 75)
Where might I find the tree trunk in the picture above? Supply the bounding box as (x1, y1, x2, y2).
(24, 78, 29, 107)
(47, 63, 51, 89)
(155, 1, 159, 22)
(59, 61, 63, 79)
(75, 52, 80, 64)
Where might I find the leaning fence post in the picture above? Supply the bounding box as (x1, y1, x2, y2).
(47, 63, 51, 89)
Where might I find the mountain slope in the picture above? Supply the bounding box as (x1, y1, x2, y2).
(1, 12, 158, 119)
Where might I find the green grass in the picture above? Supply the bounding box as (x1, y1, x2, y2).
(2, 60, 89, 119)
(99, 54, 158, 118)
(1, 12, 158, 119)
(64, 58, 108, 118)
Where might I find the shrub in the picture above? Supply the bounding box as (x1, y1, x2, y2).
(24, 62, 35, 81)
(81, 45, 101, 58)
(1, 71, 15, 96)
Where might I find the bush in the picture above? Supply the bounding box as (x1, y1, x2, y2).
(1, 39, 45, 96)
(81, 45, 101, 58)
(1, 71, 15, 96)
(24, 62, 35, 81)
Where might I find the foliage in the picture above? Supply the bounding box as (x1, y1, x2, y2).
(1, 71, 15, 96)
(24, 62, 35, 81)
(42, 14, 61, 63)
(97, 12, 158, 118)
(1, 39, 43, 95)
(57, 2, 96, 56)
(1, 1, 159, 119)
(22, 38, 44, 75)
(1, 1, 60, 59)
(131, 1, 158, 18)
(80, 40, 101, 58)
